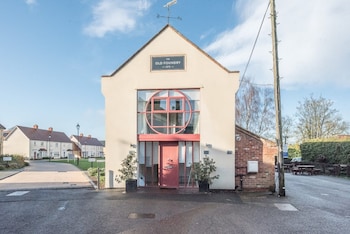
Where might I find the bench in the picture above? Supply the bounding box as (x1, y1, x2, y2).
(312, 168, 321, 175)
(292, 167, 300, 175)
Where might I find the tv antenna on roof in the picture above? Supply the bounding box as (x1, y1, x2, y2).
(157, 0, 182, 24)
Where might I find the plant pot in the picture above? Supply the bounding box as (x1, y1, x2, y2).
(125, 179, 137, 192)
(198, 180, 209, 192)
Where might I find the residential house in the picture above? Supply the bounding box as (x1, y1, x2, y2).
(71, 134, 104, 158)
(101, 25, 239, 190)
(3, 125, 73, 159)
(0, 123, 5, 155)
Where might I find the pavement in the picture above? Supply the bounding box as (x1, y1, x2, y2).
(0, 160, 94, 191)
(0, 169, 22, 180)
(0, 160, 275, 201)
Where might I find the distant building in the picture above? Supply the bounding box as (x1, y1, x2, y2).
(0, 124, 5, 155)
(71, 134, 104, 158)
(3, 125, 72, 159)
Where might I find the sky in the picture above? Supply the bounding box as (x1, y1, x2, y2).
(1, 0, 349, 140)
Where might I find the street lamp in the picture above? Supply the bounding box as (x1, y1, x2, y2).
(48, 135, 51, 162)
(76, 123, 80, 158)
(76, 123, 80, 137)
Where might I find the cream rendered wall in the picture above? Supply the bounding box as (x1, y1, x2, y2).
(3, 128, 29, 158)
(102, 26, 239, 189)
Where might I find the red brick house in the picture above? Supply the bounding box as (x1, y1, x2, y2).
(235, 125, 277, 192)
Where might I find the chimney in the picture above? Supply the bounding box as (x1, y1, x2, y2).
(33, 124, 38, 130)
(48, 127, 53, 132)
(80, 133, 83, 137)
(88, 135, 91, 139)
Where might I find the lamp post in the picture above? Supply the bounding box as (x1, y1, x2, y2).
(48, 135, 51, 162)
(76, 123, 80, 137)
(84, 141, 87, 158)
(76, 123, 80, 157)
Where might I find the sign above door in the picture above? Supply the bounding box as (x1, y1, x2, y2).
(151, 55, 185, 71)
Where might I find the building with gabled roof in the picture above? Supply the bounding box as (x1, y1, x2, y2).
(71, 134, 104, 158)
(102, 24, 239, 190)
(0, 124, 5, 155)
(3, 125, 72, 159)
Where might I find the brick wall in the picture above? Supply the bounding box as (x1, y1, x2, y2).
(235, 126, 277, 192)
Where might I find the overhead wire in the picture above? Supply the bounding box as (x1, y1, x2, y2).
(239, 1, 271, 89)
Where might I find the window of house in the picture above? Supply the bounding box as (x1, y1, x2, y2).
(137, 89, 200, 134)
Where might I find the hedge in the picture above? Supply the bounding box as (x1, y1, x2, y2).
(300, 140, 350, 164)
(0, 154, 28, 169)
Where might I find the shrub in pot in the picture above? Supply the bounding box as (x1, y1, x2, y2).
(115, 151, 137, 192)
(192, 156, 219, 192)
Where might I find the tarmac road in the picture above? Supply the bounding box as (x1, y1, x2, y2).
(1, 161, 350, 233)
(0, 160, 93, 190)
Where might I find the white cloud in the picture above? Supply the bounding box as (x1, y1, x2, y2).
(204, 0, 350, 89)
(84, 0, 151, 37)
(25, 0, 37, 5)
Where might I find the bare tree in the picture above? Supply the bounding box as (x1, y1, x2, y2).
(236, 78, 275, 139)
(282, 115, 294, 143)
(295, 94, 349, 141)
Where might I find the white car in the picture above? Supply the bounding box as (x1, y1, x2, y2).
(291, 157, 302, 162)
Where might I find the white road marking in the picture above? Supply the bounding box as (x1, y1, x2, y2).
(274, 203, 298, 211)
(6, 191, 30, 196)
(58, 201, 69, 211)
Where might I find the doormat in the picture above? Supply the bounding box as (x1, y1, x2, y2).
(128, 213, 155, 219)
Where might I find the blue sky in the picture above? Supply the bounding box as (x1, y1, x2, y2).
(1, 0, 349, 140)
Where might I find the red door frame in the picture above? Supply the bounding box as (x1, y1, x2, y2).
(159, 142, 179, 188)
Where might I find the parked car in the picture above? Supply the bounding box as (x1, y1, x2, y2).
(291, 157, 302, 163)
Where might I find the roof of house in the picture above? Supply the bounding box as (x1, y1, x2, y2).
(0, 124, 5, 130)
(8, 126, 71, 143)
(102, 24, 239, 78)
(236, 125, 276, 144)
(73, 135, 104, 146)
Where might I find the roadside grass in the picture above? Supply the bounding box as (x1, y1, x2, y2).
(51, 158, 105, 171)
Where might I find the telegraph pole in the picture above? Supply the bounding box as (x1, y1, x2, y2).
(270, 0, 285, 196)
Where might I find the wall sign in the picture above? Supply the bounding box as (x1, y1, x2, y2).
(151, 55, 185, 71)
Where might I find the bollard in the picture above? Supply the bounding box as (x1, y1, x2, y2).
(97, 167, 100, 190)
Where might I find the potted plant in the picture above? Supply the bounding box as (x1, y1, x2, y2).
(192, 156, 219, 192)
(115, 151, 138, 192)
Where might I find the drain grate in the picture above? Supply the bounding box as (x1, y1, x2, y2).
(128, 213, 155, 219)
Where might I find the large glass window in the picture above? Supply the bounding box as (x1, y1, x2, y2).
(138, 141, 199, 188)
(137, 89, 200, 134)
(138, 141, 159, 186)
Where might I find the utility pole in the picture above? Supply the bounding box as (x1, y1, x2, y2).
(270, 0, 285, 196)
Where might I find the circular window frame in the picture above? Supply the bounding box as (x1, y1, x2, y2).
(145, 90, 192, 134)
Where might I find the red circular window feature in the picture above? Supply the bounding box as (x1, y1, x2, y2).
(145, 90, 192, 134)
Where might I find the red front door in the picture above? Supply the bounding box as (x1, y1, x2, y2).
(160, 142, 179, 188)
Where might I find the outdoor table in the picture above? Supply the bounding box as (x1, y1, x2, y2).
(284, 164, 292, 173)
(292, 165, 315, 175)
(297, 165, 315, 175)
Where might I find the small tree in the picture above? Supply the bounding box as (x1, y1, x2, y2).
(115, 151, 137, 183)
(192, 156, 219, 185)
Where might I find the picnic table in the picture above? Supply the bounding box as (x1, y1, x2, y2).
(292, 165, 321, 175)
(327, 164, 349, 176)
